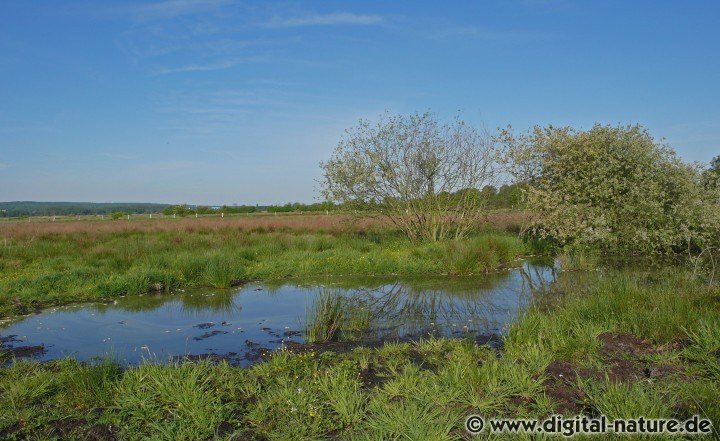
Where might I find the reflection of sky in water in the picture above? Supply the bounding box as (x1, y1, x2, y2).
(0, 259, 560, 366)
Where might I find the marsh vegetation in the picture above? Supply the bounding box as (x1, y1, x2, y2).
(0, 218, 527, 317)
(1, 269, 717, 440)
(1, 116, 719, 439)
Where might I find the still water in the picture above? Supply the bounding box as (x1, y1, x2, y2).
(1, 259, 560, 366)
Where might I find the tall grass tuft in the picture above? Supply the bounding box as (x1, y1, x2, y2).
(305, 289, 345, 343)
(444, 234, 527, 274)
(203, 253, 244, 289)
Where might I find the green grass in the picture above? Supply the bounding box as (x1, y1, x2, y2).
(0, 229, 528, 317)
(304, 289, 375, 343)
(1, 268, 718, 440)
(305, 289, 345, 343)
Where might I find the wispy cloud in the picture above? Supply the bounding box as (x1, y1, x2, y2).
(156, 105, 252, 115)
(127, 0, 234, 22)
(432, 25, 555, 41)
(138, 160, 205, 172)
(0, 163, 11, 170)
(150, 58, 241, 75)
(103, 153, 141, 160)
(79, 0, 235, 23)
(265, 12, 382, 28)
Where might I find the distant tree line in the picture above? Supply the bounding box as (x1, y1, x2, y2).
(161, 201, 346, 217)
(164, 193, 521, 218)
(1, 201, 384, 218)
(446, 184, 523, 209)
(0, 202, 169, 217)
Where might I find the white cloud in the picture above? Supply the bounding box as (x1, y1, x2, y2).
(265, 12, 382, 28)
(0, 163, 10, 170)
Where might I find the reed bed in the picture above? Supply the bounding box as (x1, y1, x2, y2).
(0, 214, 386, 239)
(0, 210, 527, 239)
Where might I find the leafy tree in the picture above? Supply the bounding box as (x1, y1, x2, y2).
(496, 184, 522, 208)
(710, 155, 720, 173)
(703, 155, 720, 190)
(194, 206, 215, 215)
(480, 185, 497, 206)
(111, 211, 126, 220)
(320, 112, 497, 242)
(163, 204, 193, 217)
(220, 205, 256, 214)
(699, 156, 720, 252)
(267, 203, 298, 213)
(499, 124, 710, 252)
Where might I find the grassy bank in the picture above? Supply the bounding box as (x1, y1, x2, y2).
(0, 216, 528, 317)
(1, 269, 717, 440)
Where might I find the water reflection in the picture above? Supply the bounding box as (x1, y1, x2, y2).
(1, 259, 560, 366)
(117, 291, 242, 317)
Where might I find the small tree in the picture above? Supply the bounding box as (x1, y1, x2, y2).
(320, 112, 497, 242)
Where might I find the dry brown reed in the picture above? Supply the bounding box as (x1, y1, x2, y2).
(0, 210, 527, 239)
(0, 214, 389, 239)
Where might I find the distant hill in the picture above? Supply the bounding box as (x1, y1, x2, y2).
(0, 201, 170, 217)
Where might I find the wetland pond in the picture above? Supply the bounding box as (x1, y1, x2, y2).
(1, 259, 566, 366)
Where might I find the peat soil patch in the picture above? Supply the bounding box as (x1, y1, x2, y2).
(543, 332, 688, 413)
(0, 418, 117, 441)
(0, 334, 46, 363)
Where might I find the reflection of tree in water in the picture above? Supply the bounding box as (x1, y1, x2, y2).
(356, 282, 504, 337)
(179, 291, 241, 316)
(337, 260, 560, 338)
(85, 259, 569, 338)
(108, 290, 241, 317)
(516, 259, 558, 299)
(90, 294, 170, 314)
(521, 259, 602, 312)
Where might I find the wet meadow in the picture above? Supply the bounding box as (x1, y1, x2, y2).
(0, 214, 718, 439)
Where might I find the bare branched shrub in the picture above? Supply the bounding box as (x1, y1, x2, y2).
(320, 112, 497, 242)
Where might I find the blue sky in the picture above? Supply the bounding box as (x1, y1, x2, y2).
(1, 0, 718, 205)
